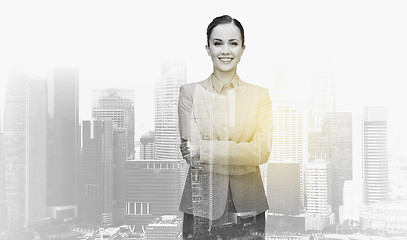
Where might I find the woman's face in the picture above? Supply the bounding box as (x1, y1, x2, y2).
(206, 23, 245, 74)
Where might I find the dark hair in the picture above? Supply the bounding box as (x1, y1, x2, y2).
(206, 15, 245, 47)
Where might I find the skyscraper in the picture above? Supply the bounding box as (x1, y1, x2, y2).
(267, 161, 302, 215)
(154, 61, 187, 203)
(266, 161, 305, 233)
(307, 75, 336, 205)
(0, 107, 7, 232)
(113, 127, 127, 224)
(322, 112, 352, 219)
(92, 88, 135, 159)
(125, 159, 181, 232)
(80, 120, 113, 225)
(270, 101, 306, 208)
(270, 101, 305, 164)
(140, 131, 155, 160)
(362, 106, 388, 205)
(4, 69, 47, 230)
(308, 75, 336, 130)
(305, 159, 335, 231)
(47, 67, 79, 220)
(154, 61, 186, 160)
(340, 180, 363, 223)
(308, 74, 336, 162)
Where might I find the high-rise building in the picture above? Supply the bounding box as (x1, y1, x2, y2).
(47, 67, 79, 220)
(140, 131, 155, 160)
(4, 70, 48, 230)
(267, 161, 302, 215)
(322, 113, 352, 219)
(340, 180, 363, 224)
(154, 61, 186, 160)
(266, 161, 306, 232)
(308, 74, 336, 162)
(270, 101, 306, 208)
(307, 77, 336, 214)
(154, 61, 187, 203)
(308, 76, 336, 130)
(79, 120, 114, 226)
(79, 120, 126, 225)
(92, 88, 135, 159)
(125, 159, 181, 232)
(269, 66, 288, 102)
(305, 159, 335, 231)
(0, 109, 7, 232)
(270, 101, 305, 163)
(113, 127, 127, 224)
(145, 215, 182, 240)
(362, 106, 388, 205)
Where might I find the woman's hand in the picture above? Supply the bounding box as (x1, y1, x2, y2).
(180, 140, 201, 167)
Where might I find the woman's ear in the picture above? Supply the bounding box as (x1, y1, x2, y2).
(205, 45, 211, 56)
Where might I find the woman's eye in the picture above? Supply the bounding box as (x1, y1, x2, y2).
(230, 42, 238, 46)
(214, 42, 222, 46)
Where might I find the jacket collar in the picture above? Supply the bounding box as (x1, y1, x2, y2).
(201, 74, 242, 93)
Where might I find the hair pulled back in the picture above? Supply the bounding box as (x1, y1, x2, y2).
(206, 15, 245, 47)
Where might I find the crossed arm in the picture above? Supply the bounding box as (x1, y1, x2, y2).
(178, 84, 273, 168)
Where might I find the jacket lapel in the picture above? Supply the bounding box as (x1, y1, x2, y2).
(197, 78, 222, 139)
(234, 83, 251, 141)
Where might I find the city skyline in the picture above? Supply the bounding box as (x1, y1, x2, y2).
(1, 64, 406, 237)
(1, 1, 407, 238)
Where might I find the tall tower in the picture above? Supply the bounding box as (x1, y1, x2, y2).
(308, 76, 336, 130)
(92, 89, 135, 159)
(154, 61, 186, 160)
(362, 106, 388, 205)
(154, 61, 187, 200)
(140, 131, 155, 160)
(270, 101, 306, 208)
(305, 159, 335, 231)
(323, 113, 352, 219)
(0, 107, 7, 232)
(4, 69, 47, 230)
(79, 120, 115, 225)
(308, 74, 335, 163)
(47, 67, 79, 220)
(267, 161, 301, 215)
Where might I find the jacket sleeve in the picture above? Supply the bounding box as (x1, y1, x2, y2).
(178, 84, 194, 141)
(199, 88, 273, 167)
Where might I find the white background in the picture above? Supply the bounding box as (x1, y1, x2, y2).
(1, 0, 406, 156)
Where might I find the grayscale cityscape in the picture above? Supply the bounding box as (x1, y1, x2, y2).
(1, 1, 407, 240)
(0, 62, 406, 240)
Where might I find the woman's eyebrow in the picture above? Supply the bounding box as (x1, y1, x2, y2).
(212, 38, 223, 42)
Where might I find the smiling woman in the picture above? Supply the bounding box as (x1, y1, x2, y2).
(178, 15, 273, 239)
(206, 23, 245, 77)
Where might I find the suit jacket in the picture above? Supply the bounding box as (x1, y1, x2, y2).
(178, 75, 272, 220)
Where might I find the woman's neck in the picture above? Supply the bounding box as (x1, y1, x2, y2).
(213, 68, 237, 85)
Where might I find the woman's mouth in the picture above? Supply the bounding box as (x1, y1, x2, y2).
(219, 57, 233, 63)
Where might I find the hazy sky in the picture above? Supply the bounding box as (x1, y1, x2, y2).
(1, 0, 407, 156)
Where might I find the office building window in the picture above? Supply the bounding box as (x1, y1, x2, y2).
(126, 202, 151, 215)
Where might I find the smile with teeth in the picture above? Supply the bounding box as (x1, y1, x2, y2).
(219, 57, 233, 63)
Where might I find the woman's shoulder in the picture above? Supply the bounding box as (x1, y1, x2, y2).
(180, 78, 210, 93)
(239, 79, 269, 93)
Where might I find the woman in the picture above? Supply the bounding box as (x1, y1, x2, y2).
(178, 15, 273, 239)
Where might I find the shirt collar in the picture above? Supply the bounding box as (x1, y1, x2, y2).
(210, 74, 240, 94)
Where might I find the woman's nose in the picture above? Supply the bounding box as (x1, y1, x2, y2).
(221, 45, 230, 54)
